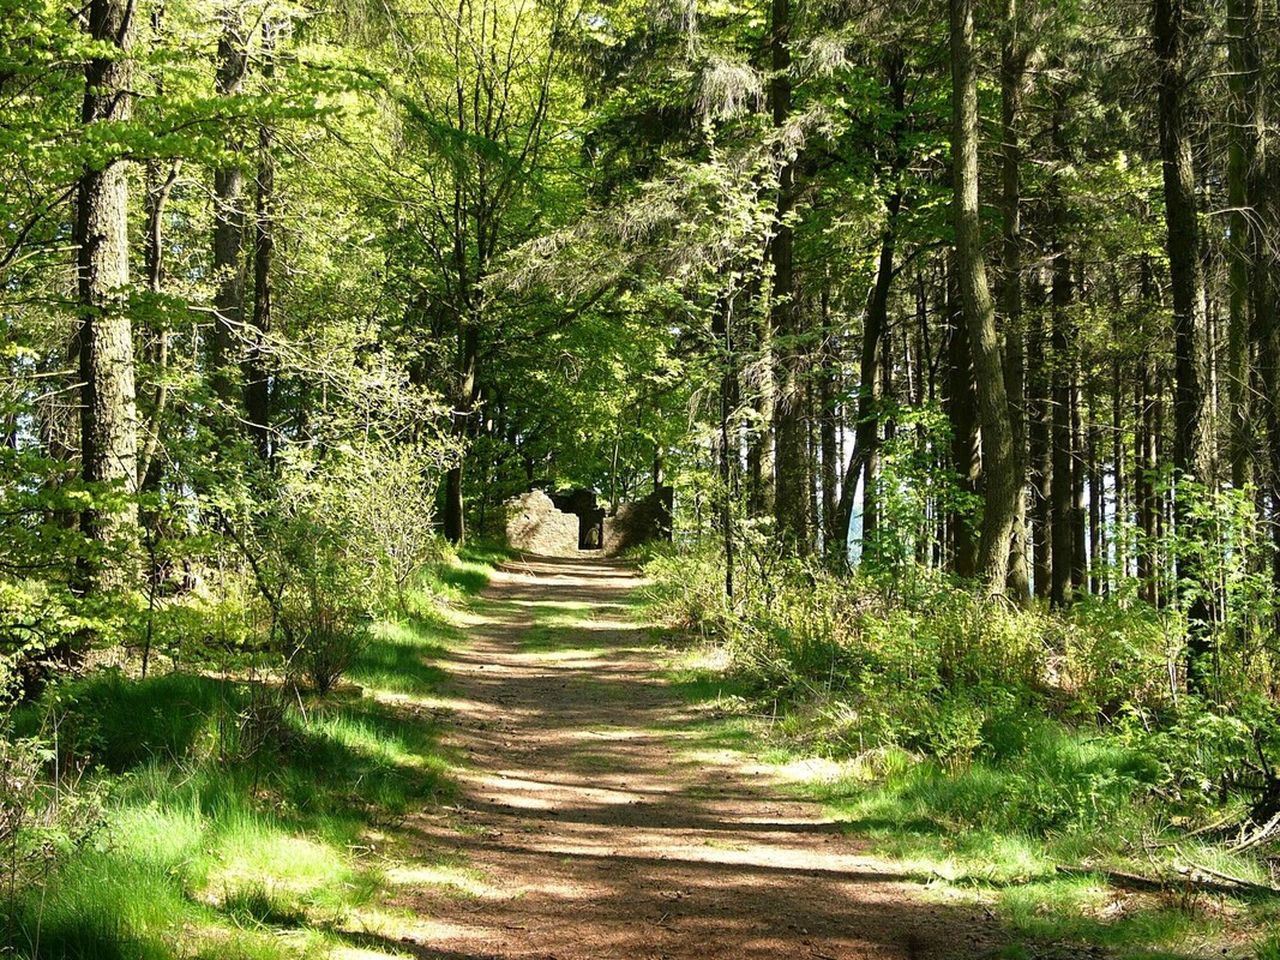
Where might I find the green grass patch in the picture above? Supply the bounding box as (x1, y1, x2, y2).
(656, 638, 1274, 959)
(351, 618, 450, 697)
(519, 602, 604, 654)
(3, 564, 482, 959)
(429, 539, 513, 596)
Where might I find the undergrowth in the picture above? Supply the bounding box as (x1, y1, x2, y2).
(646, 544, 1280, 959)
(0, 544, 502, 960)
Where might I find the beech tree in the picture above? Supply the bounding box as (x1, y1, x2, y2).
(77, 0, 140, 589)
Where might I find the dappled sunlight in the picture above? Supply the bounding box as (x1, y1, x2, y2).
(392, 555, 1007, 960)
(330, 948, 409, 960)
(769, 755, 855, 784)
(385, 863, 501, 898)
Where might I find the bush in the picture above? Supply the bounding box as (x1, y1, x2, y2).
(0, 722, 106, 935)
(642, 546, 1181, 774)
(283, 586, 371, 695)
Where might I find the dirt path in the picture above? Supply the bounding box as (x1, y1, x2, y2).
(395, 556, 1005, 960)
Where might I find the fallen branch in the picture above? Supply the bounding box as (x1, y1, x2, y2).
(1055, 864, 1166, 892)
(1056, 863, 1280, 898)
(1228, 810, 1280, 853)
(1174, 860, 1280, 896)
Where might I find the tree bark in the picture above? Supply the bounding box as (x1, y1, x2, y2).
(746, 272, 775, 518)
(1153, 0, 1214, 682)
(1049, 232, 1074, 607)
(833, 53, 905, 566)
(76, 0, 140, 591)
(138, 156, 179, 490)
(444, 323, 479, 545)
(770, 0, 809, 554)
(1070, 372, 1087, 590)
(950, 0, 1019, 593)
(1028, 270, 1051, 598)
(714, 293, 738, 597)
(1225, 0, 1260, 491)
(944, 264, 979, 578)
(1000, 0, 1031, 600)
(211, 4, 247, 411)
(244, 20, 277, 462)
(819, 286, 841, 561)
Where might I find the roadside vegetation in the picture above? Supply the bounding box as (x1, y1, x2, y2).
(644, 540, 1280, 959)
(1, 543, 501, 960)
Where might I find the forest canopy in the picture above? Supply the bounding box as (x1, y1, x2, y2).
(3, 0, 1280, 953)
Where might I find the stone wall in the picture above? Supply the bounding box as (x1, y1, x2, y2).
(550, 489, 606, 549)
(502, 490, 582, 558)
(504, 485, 673, 558)
(602, 485, 673, 555)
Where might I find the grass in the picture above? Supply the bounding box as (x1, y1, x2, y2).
(434, 540, 512, 596)
(656, 638, 1275, 960)
(2, 551, 503, 960)
(519, 602, 606, 654)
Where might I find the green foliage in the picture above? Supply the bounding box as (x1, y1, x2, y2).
(283, 585, 371, 695)
(644, 545, 1280, 822)
(0, 723, 107, 943)
(1, 573, 463, 958)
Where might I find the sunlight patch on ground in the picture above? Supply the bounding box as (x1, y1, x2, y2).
(568, 726, 650, 740)
(463, 771, 648, 806)
(669, 643, 734, 673)
(524, 647, 606, 661)
(331, 948, 414, 960)
(769, 755, 853, 784)
(338, 905, 438, 943)
(682, 746, 754, 767)
(556, 617, 640, 632)
(370, 689, 472, 712)
(208, 832, 346, 898)
(523, 833, 886, 876)
(385, 863, 499, 898)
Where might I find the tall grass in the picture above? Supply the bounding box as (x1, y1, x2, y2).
(645, 546, 1280, 958)
(2, 553, 490, 960)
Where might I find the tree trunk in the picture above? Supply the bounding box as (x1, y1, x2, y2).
(444, 324, 479, 544)
(1111, 272, 1127, 585)
(714, 294, 737, 597)
(138, 156, 179, 490)
(1026, 269, 1051, 598)
(1248, 18, 1277, 612)
(944, 264, 979, 578)
(770, 0, 809, 554)
(1088, 420, 1103, 593)
(746, 275, 775, 518)
(1153, 0, 1214, 683)
(1070, 374, 1087, 590)
(1049, 231, 1074, 607)
(854, 197, 898, 557)
(950, 0, 1019, 593)
(819, 286, 841, 561)
(76, 0, 140, 592)
(833, 54, 906, 567)
(244, 20, 277, 462)
(1225, 0, 1259, 491)
(211, 5, 247, 410)
(1000, 1, 1030, 600)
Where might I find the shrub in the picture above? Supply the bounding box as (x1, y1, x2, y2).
(283, 586, 371, 695)
(0, 723, 106, 935)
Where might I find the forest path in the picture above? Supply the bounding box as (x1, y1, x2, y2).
(393, 555, 1005, 960)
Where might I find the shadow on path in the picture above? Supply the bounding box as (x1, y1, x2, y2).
(392, 556, 1008, 960)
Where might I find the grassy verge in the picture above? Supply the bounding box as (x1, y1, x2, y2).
(661, 643, 1277, 960)
(2, 547, 504, 960)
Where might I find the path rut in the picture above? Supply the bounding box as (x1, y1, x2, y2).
(394, 555, 1004, 959)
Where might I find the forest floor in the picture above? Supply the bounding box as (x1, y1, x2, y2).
(392, 555, 1013, 960)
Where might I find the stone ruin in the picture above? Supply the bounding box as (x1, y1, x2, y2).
(502, 486, 673, 558)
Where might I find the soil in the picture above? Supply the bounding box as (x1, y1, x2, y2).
(391, 556, 1009, 960)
